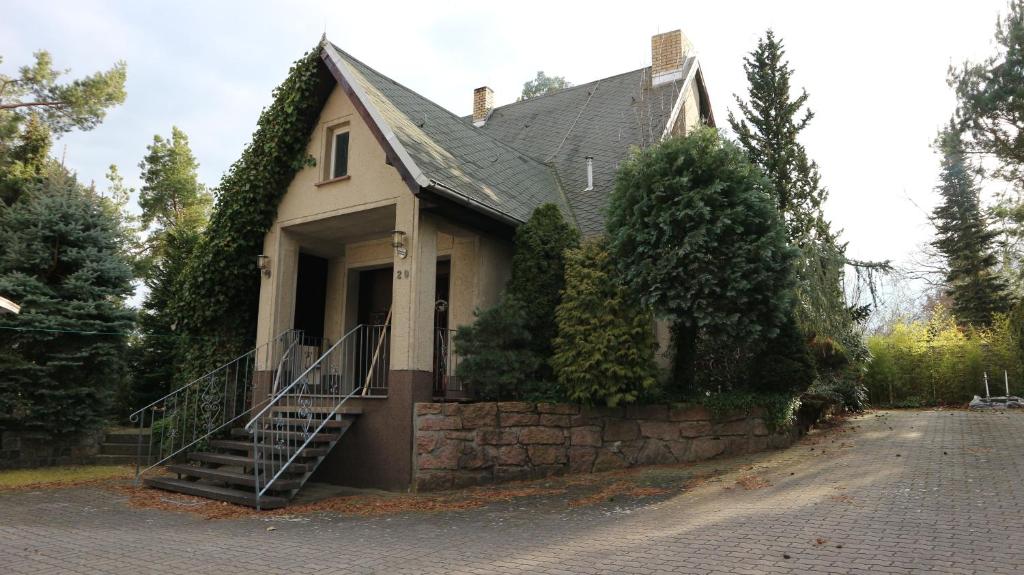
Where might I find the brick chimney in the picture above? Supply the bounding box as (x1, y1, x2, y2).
(651, 30, 692, 87)
(472, 86, 493, 126)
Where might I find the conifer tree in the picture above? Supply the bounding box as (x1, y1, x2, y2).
(930, 124, 1011, 326)
(0, 169, 135, 433)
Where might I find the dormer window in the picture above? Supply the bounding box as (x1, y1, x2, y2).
(322, 122, 350, 182)
(330, 129, 349, 179)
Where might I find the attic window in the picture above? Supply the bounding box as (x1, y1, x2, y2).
(323, 123, 350, 181)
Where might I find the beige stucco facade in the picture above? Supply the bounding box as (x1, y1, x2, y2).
(254, 84, 512, 381)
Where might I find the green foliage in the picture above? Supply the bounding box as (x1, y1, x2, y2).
(751, 315, 816, 394)
(808, 372, 868, 412)
(950, 1, 1024, 182)
(930, 124, 1011, 326)
(552, 239, 658, 406)
(172, 47, 329, 374)
(607, 127, 797, 391)
(697, 392, 802, 432)
(505, 203, 580, 375)
(864, 306, 1023, 405)
(519, 71, 572, 101)
(0, 169, 135, 433)
(453, 297, 542, 400)
(138, 126, 212, 235)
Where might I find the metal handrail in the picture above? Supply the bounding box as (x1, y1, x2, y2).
(130, 329, 301, 482)
(246, 324, 389, 508)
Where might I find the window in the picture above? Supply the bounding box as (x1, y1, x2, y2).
(330, 129, 349, 179)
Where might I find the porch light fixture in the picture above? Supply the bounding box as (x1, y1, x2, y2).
(256, 254, 272, 277)
(391, 230, 408, 259)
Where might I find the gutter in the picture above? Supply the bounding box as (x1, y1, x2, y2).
(424, 179, 522, 227)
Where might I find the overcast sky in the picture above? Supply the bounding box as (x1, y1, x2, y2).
(0, 0, 1012, 276)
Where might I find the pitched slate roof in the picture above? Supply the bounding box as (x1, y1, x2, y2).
(326, 44, 570, 225)
(474, 57, 698, 235)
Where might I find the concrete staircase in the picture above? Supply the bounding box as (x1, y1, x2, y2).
(97, 428, 150, 466)
(144, 407, 360, 509)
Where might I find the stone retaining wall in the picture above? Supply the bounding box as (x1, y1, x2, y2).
(0, 429, 104, 470)
(413, 402, 798, 491)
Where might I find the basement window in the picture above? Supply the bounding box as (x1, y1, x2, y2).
(323, 124, 350, 182)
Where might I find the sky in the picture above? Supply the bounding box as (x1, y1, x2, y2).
(0, 0, 1013, 285)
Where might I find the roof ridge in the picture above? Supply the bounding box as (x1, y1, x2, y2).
(491, 66, 652, 111)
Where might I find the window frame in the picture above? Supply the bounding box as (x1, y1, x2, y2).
(329, 127, 350, 180)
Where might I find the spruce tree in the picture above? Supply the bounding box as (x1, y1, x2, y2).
(0, 169, 135, 433)
(930, 124, 1011, 326)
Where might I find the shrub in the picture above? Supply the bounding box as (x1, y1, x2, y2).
(808, 372, 868, 412)
(552, 239, 658, 406)
(749, 315, 817, 394)
(453, 297, 542, 400)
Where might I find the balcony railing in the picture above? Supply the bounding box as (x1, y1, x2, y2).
(433, 327, 464, 398)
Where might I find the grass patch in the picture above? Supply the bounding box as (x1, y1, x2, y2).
(0, 465, 134, 491)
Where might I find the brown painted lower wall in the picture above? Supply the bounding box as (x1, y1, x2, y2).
(412, 402, 802, 491)
(311, 369, 432, 491)
(1, 429, 104, 470)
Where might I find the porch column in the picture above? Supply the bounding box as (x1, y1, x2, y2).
(389, 197, 437, 381)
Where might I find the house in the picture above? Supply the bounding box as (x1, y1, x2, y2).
(142, 30, 714, 507)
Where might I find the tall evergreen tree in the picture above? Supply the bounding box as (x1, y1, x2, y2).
(0, 169, 135, 433)
(728, 30, 860, 351)
(930, 124, 1011, 326)
(133, 127, 211, 407)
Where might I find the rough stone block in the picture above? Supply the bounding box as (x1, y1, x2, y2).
(496, 445, 528, 466)
(626, 405, 669, 420)
(500, 412, 539, 426)
(527, 444, 567, 465)
(639, 420, 679, 441)
(568, 446, 596, 473)
(669, 404, 711, 422)
(668, 439, 691, 461)
(494, 465, 532, 482)
(603, 419, 639, 442)
(570, 426, 602, 447)
(689, 437, 725, 461)
(592, 449, 628, 472)
(751, 419, 770, 437)
(416, 433, 441, 454)
(714, 419, 751, 436)
(477, 429, 517, 445)
(458, 447, 491, 470)
(539, 414, 572, 427)
(537, 403, 579, 415)
(418, 444, 460, 470)
(415, 403, 443, 415)
(724, 437, 751, 455)
(636, 439, 677, 465)
(497, 402, 534, 413)
(415, 471, 454, 491)
(768, 432, 793, 449)
(749, 435, 770, 452)
(442, 403, 462, 416)
(460, 403, 498, 429)
(451, 469, 492, 488)
(444, 430, 476, 441)
(418, 415, 461, 431)
(678, 421, 713, 438)
(518, 426, 564, 445)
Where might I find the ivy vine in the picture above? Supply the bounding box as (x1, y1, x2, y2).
(173, 46, 331, 376)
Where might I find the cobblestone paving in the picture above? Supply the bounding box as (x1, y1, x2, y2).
(2, 410, 1022, 574)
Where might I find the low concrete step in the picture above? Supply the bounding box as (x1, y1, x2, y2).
(95, 454, 137, 466)
(268, 405, 362, 416)
(165, 464, 301, 491)
(144, 477, 288, 509)
(104, 428, 151, 444)
(208, 439, 328, 458)
(100, 442, 143, 456)
(188, 451, 311, 473)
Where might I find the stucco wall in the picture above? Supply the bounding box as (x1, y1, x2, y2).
(412, 401, 798, 491)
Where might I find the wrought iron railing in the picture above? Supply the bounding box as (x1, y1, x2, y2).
(433, 327, 463, 397)
(129, 329, 305, 481)
(245, 324, 389, 507)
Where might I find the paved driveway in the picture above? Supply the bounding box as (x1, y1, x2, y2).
(2, 410, 1022, 574)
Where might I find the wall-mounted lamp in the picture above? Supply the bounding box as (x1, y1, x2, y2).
(391, 230, 408, 259)
(256, 254, 272, 277)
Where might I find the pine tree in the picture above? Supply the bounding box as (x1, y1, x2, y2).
(0, 168, 135, 433)
(552, 239, 657, 406)
(930, 124, 1011, 326)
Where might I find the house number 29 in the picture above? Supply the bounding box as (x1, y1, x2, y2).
(396, 270, 410, 279)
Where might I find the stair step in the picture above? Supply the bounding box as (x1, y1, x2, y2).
(95, 454, 138, 465)
(144, 477, 288, 509)
(165, 464, 301, 491)
(230, 428, 342, 442)
(208, 439, 329, 457)
(104, 429, 151, 444)
(245, 417, 352, 430)
(268, 405, 362, 415)
(188, 451, 311, 473)
(100, 442, 144, 456)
